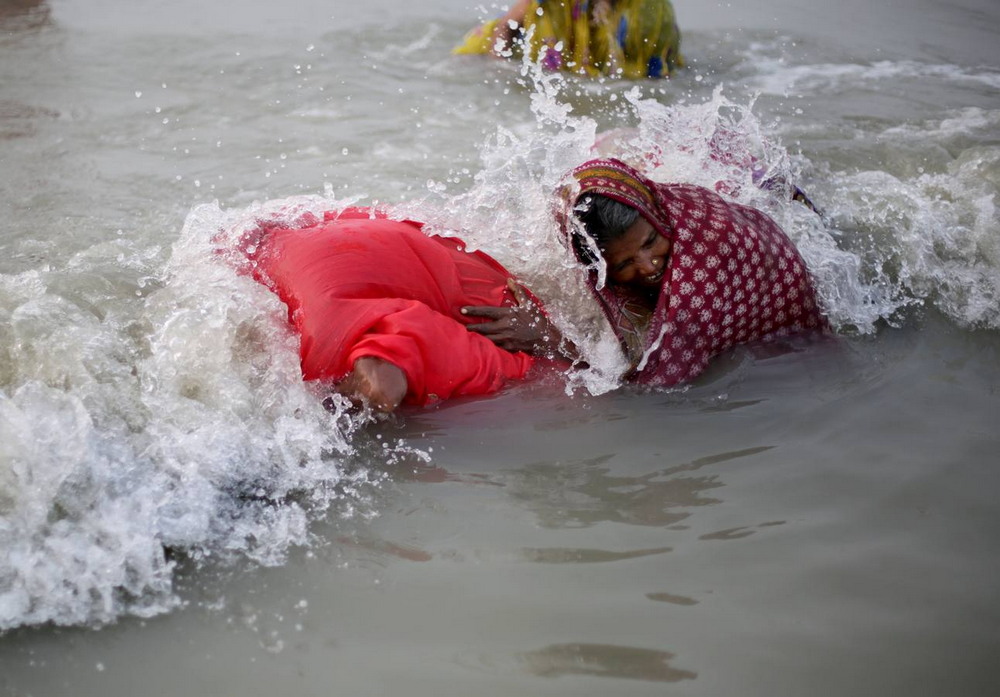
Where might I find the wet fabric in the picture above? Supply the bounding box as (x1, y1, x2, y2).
(244, 208, 533, 406)
(565, 158, 830, 386)
(454, 0, 683, 79)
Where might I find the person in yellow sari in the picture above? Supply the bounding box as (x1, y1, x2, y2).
(453, 0, 683, 79)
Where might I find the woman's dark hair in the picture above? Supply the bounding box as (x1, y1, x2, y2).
(570, 194, 640, 264)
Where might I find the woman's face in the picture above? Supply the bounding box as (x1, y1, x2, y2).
(599, 216, 671, 289)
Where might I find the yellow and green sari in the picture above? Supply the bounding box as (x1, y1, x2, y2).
(454, 0, 683, 79)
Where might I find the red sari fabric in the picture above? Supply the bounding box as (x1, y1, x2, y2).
(565, 158, 830, 386)
(244, 208, 533, 405)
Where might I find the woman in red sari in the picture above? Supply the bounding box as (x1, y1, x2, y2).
(464, 158, 830, 386)
(243, 208, 534, 412)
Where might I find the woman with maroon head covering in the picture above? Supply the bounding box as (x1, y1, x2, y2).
(464, 157, 830, 386)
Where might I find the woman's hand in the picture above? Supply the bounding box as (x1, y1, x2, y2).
(462, 279, 569, 357)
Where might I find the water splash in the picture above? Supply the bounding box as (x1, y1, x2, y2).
(821, 111, 1000, 330)
(0, 193, 398, 631)
(395, 66, 929, 380)
(418, 63, 999, 336)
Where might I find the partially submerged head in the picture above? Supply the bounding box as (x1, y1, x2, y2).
(562, 158, 672, 290)
(570, 194, 639, 263)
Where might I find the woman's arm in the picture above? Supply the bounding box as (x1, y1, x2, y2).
(462, 279, 580, 360)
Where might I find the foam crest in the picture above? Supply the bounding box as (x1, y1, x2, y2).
(0, 383, 175, 628)
(0, 194, 391, 631)
(818, 108, 1000, 330)
(402, 75, 904, 350)
(744, 55, 1000, 97)
(442, 74, 999, 334)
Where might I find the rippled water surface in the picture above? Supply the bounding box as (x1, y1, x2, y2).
(1, 0, 999, 695)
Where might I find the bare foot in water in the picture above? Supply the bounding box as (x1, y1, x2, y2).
(335, 357, 408, 412)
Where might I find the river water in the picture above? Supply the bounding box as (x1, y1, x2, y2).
(1, 0, 998, 695)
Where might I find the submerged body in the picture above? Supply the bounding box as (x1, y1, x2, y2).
(454, 0, 683, 79)
(243, 208, 533, 409)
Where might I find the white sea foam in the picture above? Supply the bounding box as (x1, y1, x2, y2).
(0, 195, 397, 631)
(818, 107, 1000, 330)
(882, 106, 1000, 140)
(745, 55, 1000, 97)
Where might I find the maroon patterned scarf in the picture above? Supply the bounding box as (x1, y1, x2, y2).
(564, 158, 830, 386)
